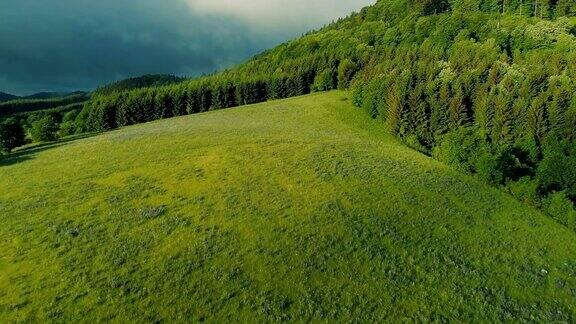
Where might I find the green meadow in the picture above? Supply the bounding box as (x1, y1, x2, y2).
(1, 91, 575, 321)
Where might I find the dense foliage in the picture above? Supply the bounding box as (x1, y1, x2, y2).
(0, 102, 85, 146)
(348, 1, 576, 227)
(4, 0, 576, 225)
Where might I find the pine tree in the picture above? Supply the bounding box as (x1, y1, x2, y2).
(473, 86, 493, 140)
(492, 91, 513, 144)
(449, 86, 467, 129)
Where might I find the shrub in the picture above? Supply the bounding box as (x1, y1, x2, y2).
(473, 145, 525, 185)
(506, 177, 540, 206)
(433, 127, 482, 174)
(434, 127, 525, 184)
(472, 145, 504, 183)
(404, 134, 430, 154)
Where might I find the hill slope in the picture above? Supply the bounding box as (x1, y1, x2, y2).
(1, 92, 574, 321)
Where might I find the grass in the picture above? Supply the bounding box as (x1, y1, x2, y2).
(0, 91, 575, 321)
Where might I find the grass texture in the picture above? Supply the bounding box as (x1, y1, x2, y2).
(0, 91, 575, 321)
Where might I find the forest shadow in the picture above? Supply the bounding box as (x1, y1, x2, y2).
(0, 132, 99, 167)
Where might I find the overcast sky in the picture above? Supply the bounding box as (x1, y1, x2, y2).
(0, 0, 374, 95)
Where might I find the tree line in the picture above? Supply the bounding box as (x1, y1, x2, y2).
(74, 56, 357, 133)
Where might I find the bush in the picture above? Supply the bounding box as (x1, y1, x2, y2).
(474, 145, 526, 185)
(434, 127, 525, 184)
(30, 115, 59, 142)
(404, 134, 430, 154)
(0, 119, 26, 154)
(471, 145, 503, 183)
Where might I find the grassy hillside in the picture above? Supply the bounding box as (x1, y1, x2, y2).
(1, 92, 574, 321)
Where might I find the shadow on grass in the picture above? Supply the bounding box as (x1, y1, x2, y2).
(0, 132, 99, 167)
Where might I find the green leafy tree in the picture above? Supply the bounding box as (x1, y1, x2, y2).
(30, 115, 59, 142)
(0, 119, 26, 154)
(536, 140, 576, 199)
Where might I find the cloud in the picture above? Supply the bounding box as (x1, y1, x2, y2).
(0, 0, 373, 95)
(188, 0, 374, 31)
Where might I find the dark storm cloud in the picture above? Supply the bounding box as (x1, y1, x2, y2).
(0, 0, 373, 95)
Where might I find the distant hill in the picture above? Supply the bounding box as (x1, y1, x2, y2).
(0, 92, 90, 118)
(94, 74, 185, 96)
(0, 92, 18, 102)
(22, 92, 75, 100)
(0, 90, 87, 103)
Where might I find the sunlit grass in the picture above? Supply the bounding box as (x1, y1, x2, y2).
(0, 91, 575, 321)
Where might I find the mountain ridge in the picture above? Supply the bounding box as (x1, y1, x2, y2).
(0, 91, 88, 102)
(0, 91, 18, 103)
